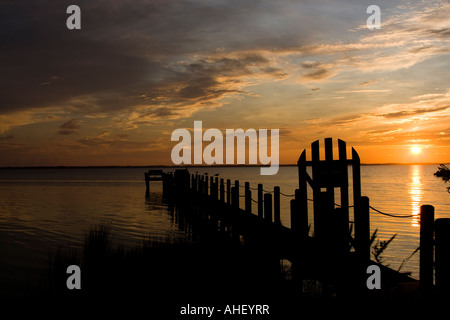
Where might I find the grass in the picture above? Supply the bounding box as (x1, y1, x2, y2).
(29, 222, 297, 314)
(9, 221, 430, 316)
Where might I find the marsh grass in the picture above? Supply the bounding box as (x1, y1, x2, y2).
(34, 222, 295, 311)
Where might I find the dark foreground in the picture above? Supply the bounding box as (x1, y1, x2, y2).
(2, 224, 448, 318)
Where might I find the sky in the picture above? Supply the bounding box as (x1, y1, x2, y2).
(1, 0, 450, 166)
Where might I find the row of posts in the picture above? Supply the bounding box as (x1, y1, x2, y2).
(188, 174, 448, 290)
(420, 204, 450, 291)
(191, 174, 299, 229)
(181, 173, 371, 260)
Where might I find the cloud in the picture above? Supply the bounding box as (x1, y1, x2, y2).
(0, 134, 14, 140)
(1, 0, 450, 166)
(300, 61, 335, 82)
(1, 0, 449, 123)
(377, 106, 449, 119)
(306, 113, 367, 127)
(301, 89, 450, 148)
(337, 89, 391, 93)
(357, 80, 376, 86)
(76, 135, 163, 152)
(412, 93, 446, 100)
(365, 128, 403, 136)
(58, 119, 81, 135)
(0, 1, 294, 119)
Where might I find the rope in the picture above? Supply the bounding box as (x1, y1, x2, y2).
(334, 203, 354, 208)
(280, 192, 295, 197)
(228, 182, 297, 198)
(193, 177, 415, 219)
(369, 205, 414, 218)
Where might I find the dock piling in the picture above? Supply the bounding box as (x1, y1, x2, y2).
(420, 204, 435, 290)
(264, 193, 272, 222)
(274, 186, 281, 225)
(258, 184, 263, 218)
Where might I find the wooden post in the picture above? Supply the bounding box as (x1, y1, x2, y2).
(205, 174, 209, 195)
(245, 182, 251, 213)
(231, 187, 238, 209)
(297, 189, 309, 238)
(435, 218, 450, 290)
(420, 204, 434, 290)
(324, 138, 335, 206)
(264, 193, 272, 222)
(231, 187, 235, 207)
(352, 148, 362, 248)
(296, 150, 309, 239)
(290, 198, 297, 232)
(145, 172, 150, 196)
(220, 178, 225, 202)
(355, 196, 370, 263)
(311, 140, 321, 239)
(338, 139, 349, 229)
(200, 175, 204, 194)
(234, 180, 240, 209)
(258, 184, 263, 218)
(210, 176, 214, 198)
(215, 177, 219, 200)
(333, 207, 348, 257)
(227, 179, 231, 204)
(317, 191, 330, 242)
(274, 186, 281, 225)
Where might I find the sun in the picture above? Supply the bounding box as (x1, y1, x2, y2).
(411, 146, 421, 154)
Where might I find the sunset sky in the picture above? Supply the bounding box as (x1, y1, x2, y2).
(1, 0, 450, 166)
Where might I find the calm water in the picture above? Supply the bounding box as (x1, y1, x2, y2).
(1, 165, 449, 296)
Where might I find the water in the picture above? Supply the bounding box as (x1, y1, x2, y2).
(0, 165, 449, 296)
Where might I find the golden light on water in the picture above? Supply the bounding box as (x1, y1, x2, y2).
(409, 165, 422, 227)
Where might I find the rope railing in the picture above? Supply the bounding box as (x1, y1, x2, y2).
(280, 192, 295, 197)
(369, 205, 414, 218)
(193, 175, 416, 219)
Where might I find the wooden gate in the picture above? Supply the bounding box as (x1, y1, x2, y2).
(296, 138, 370, 262)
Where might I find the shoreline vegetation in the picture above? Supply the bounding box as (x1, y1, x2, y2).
(26, 223, 304, 314)
(434, 164, 450, 192)
(12, 221, 429, 315)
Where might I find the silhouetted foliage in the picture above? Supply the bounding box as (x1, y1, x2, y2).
(434, 164, 450, 193)
(35, 223, 299, 315)
(370, 229, 397, 267)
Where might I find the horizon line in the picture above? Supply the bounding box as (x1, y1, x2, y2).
(0, 162, 447, 169)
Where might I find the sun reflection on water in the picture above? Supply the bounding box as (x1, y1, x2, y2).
(409, 165, 422, 227)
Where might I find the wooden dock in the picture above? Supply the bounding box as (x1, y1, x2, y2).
(144, 139, 450, 307)
(146, 138, 435, 300)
